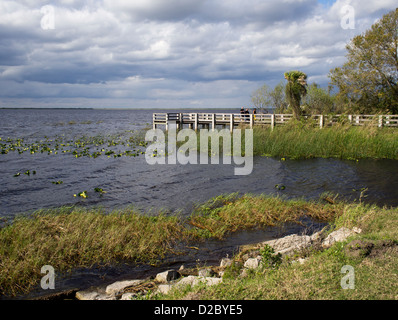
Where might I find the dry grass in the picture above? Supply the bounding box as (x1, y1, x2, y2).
(188, 194, 343, 240)
(0, 206, 186, 296)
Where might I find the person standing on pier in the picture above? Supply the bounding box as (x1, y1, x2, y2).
(245, 108, 250, 121)
(240, 107, 245, 121)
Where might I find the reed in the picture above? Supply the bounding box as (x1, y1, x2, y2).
(251, 121, 398, 160)
(0, 206, 186, 296)
(187, 194, 342, 239)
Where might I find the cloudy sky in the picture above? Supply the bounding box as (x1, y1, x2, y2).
(0, 0, 396, 109)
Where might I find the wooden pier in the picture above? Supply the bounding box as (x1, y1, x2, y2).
(153, 113, 398, 131)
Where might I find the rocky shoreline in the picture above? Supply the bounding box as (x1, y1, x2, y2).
(54, 226, 360, 300)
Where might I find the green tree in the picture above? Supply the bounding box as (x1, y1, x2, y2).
(251, 81, 288, 113)
(251, 84, 271, 112)
(302, 83, 336, 114)
(269, 81, 288, 113)
(329, 8, 398, 114)
(284, 70, 308, 119)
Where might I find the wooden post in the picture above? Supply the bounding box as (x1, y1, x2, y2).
(194, 113, 198, 132)
(356, 115, 360, 125)
(378, 115, 383, 128)
(178, 113, 183, 130)
(212, 113, 216, 131)
(319, 115, 324, 129)
(153, 114, 156, 130)
(249, 113, 254, 129)
(165, 113, 169, 131)
(271, 114, 275, 131)
(348, 115, 352, 123)
(230, 114, 234, 133)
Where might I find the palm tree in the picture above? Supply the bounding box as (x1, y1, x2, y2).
(284, 71, 308, 119)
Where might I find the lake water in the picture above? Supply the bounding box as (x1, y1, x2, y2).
(0, 108, 397, 223)
(1, 108, 398, 299)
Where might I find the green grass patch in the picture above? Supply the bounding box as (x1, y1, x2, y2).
(251, 121, 398, 160)
(159, 200, 398, 300)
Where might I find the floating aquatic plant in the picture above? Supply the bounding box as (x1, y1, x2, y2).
(74, 191, 88, 199)
(94, 187, 106, 194)
(0, 130, 149, 160)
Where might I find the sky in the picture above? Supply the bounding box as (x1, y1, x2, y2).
(0, 0, 396, 109)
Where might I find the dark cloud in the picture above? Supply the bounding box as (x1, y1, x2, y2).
(0, 0, 397, 108)
(105, 0, 206, 22)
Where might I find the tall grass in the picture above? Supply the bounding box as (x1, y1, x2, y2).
(188, 194, 341, 240)
(251, 121, 398, 160)
(0, 206, 186, 296)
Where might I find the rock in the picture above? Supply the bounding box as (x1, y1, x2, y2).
(220, 257, 233, 268)
(175, 276, 222, 289)
(120, 293, 136, 300)
(157, 284, 173, 295)
(75, 288, 116, 300)
(198, 268, 216, 277)
(155, 270, 180, 283)
(322, 227, 355, 248)
(352, 227, 362, 234)
(244, 257, 260, 269)
(310, 230, 326, 242)
(202, 277, 222, 286)
(105, 279, 145, 296)
(264, 234, 312, 256)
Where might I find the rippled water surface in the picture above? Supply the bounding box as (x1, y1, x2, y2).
(0, 108, 397, 222)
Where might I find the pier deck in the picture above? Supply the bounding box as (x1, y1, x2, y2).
(153, 113, 398, 131)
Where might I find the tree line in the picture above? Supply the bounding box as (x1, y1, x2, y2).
(251, 8, 398, 118)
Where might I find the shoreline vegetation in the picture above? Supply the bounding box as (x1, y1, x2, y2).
(250, 121, 398, 160)
(0, 193, 397, 299)
(0, 121, 397, 298)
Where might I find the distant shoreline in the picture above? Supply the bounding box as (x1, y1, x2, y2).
(0, 107, 238, 110)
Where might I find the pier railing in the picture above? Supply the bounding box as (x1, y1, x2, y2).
(153, 113, 398, 131)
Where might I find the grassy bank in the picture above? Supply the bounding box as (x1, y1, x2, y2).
(1, 194, 344, 296)
(196, 121, 397, 160)
(251, 121, 398, 160)
(1, 193, 396, 298)
(158, 199, 398, 300)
